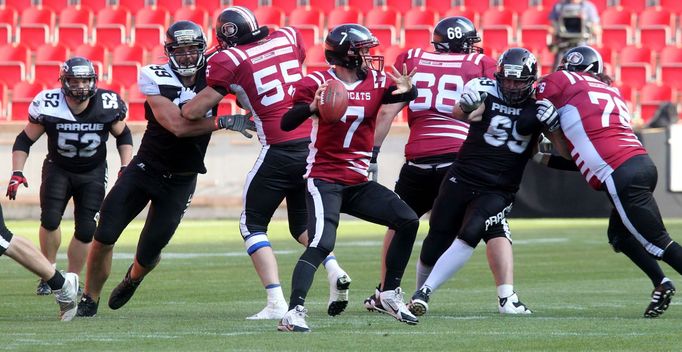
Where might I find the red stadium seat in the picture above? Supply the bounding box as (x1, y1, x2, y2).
(658, 0, 682, 13)
(442, 7, 479, 28)
(637, 7, 674, 52)
(270, 0, 299, 15)
(0, 43, 30, 64)
(481, 7, 516, 28)
(135, 7, 170, 27)
(639, 7, 674, 27)
(94, 25, 127, 49)
(35, 43, 68, 62)
(303, 44, 327, 74)
(118, 0, 146, 12)
(96, 7, 131, 29)
(253, 7, 285, 29)
(32, 61, 62, 86)
(617, 0, 648, 14)
(618, 45, 653, 66)
(173, 7, 209, 29)
(132, 25, 164, 50)
(618, 63, 651, 89)
(600, 26, 632, 51)
(366, 6, 401, 29)
(381, 45, 404, 67)
(501, 0, 530, 14)
(402, 27, 432, 49)
(41, 0, 69, 12)
(424, 0, 456, 15)
(125, 83, 146, 121)
(21, 7, 55, 27)
(520, 7, 550, 26)
(0, 62, 25, 86)
(0, 82, 7, 120)
(0, 7, 18, 25)
(460, 0, 490, 15)
(289, 7, 323, 29)
(16, 25, 50, 50)
(367, 25, 397, 46)
(0, 24, 11, 46)
(660, 65, 682, 90)
(308, 0, 337, 15)
(481, 26, 514, 56)
(80, 0, 108, 11)
(194, 0, 220, 12)
(613, 83, 634, 104)
(385, 0, 414, 15)
(327, 7, 362, 30)
(659, 46, 682, 65)
(56, 25, 89, 50)
(4, 0, 31, 10)
(109, 62, 140, 88)
(294, 26, 320, 51)
(146, 45, 167, 65)
(97, 80, 124, 96)
(519, 8, 552, 52)
(72, 43, 107, 70)
(217, 96, 235, 116)
(155, 0, 183, 11)
(592, 44, 613, 67)
(59, 7, 94, 27)
(112, 43, 145, 62)
(535, 46, 555, 75)
(639, 83, 673, 125)
(404, 7, 438, 27)
(10, 82, 45, 121)
(601, 7, 634, 26)
(346, 0, 376, 15)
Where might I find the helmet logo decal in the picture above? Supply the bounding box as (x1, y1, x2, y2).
(71, 65, 92, 75)
(174, 29, 198, 44)
(221, 22, 238, 38)
(503, 64, 524, 78)
(566, 51, 584, 65)
(525, 54, 537, 71)
(339, 31, 348, 45)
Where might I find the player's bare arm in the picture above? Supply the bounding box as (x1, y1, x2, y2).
(180, 85, 224, 120)
(147, 95, 217, 137)
(6, 122, 44, 199)
(110, 120, 133, 168)
(375, 102, 406, 147)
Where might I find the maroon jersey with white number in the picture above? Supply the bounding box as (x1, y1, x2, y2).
(206, 27, 310, 145)
(293, 69, 389, 185)
(537, 70, 646, 190)
(395, 49, 496, 160)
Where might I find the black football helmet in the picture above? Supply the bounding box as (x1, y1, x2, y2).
(60, 56, 98, 102)
(325, 24, 384, 79)
(215, 6, 269, 49)
(494, 47, 538, 105)
(165, 20, 207, 77)
(432, 16, 482, 54)
(559, 45, 603, 75)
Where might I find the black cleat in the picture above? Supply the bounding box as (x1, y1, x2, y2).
(108, 265, 142, 310)
(644, 281, 675, 318)
(76, 293, 99, 317)
(36, 279, 52, 295)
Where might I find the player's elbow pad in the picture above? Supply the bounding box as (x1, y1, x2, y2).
(12, 131, 35, 153)
(115, 125, 133, 147)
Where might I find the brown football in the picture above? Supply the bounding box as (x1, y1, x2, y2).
(318, 80, 349, 124)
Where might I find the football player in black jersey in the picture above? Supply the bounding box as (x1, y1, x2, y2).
(407, 48, 565, 316)
(76, 20, 254, 317)
(0, 204, 79, 321)
(6, 56, 132, 296)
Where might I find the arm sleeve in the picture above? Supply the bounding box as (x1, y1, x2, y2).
(281, 103, 313, 131)
(547, 154, 578, 171)
(381, 85, 418, 104)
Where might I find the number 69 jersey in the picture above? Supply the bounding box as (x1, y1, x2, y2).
(536, 70, 646, 190)
(454, 77, 542, 193)
(28, 88, 127, 173)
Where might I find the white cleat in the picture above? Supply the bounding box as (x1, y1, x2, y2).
(247, 300, 288, 320)
(378, 287, 419, 325)
(53, 272, 79, 321)
(277, 305, 311, 332)
(498, 292, 532, 314)
(327, 272, 351, 316)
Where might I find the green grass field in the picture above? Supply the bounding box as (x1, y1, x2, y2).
(2, 218, 682, 351)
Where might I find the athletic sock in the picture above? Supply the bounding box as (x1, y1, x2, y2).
(323, 255, 343, 278)
(662, 241, 682, 276)
(46, 270, 65, 291)
(289, 247, 327, 309)
(415, 260, 433, 289)
(265, 284, 285, 305)
(497, 284, 514, 298)
(423, 239, 475, 292)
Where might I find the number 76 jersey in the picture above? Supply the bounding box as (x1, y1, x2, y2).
(536, 71, 646, 190)
(28, 88, 127, 173)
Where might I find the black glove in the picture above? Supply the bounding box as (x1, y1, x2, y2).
(217, 112, 256, 139)
(6, 171, 28, 200)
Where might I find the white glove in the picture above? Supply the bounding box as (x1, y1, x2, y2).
(460, 89, 488, 113)
(536, 99, 560, 132)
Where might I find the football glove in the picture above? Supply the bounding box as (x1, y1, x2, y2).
(368, 146, 380, 182)
(460, 90, 488, 114)
(6, 171, 28, 200)
(536, 99, 560, 132)
(217, 112, 256, 139)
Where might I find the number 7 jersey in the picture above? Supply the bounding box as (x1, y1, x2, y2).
(536, 71, 646, 190)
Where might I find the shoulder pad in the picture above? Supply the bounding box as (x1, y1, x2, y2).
(28, 89, 71, 122)
(139, 64, 182, 96)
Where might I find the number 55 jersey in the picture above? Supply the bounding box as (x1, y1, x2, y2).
(536, 70, 646, 190)
(28, 88, 127, 173)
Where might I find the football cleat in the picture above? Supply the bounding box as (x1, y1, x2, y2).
(36, 279, 52, 295)
(53, 272, 79, 321)
(409, 286, 432, 317)
(498, 292, 532, 314)
(277, 305, 311, 332)
(378, 287, 419, 325)
(247, 300, 288, 320)
(363, 286, 385, 313)
(327, 272, 351, 316)
(76, 293, 99, 317)
(108, 265, 143, 310)
(644, 281, 675, 318)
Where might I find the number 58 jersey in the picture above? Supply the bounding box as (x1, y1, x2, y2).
(536, 71, 646, 189)
(28, 88, 127, 173)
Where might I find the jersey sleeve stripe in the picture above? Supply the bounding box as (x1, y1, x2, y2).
(231, 47, 248, 61)
(309, 71, 325, 86)
(560, 70, 576, 84)
(407, 48, 414, 59)
(279, 27, 296, 45)
(474, 53, 483, 65)
(223, 49, 242, 66)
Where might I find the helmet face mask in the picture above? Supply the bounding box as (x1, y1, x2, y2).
(325, 24, 384, 79)
(559, 46, 603, 75)
(494, 48, 538, 105)
(432, 16, 482, 54)
(60, 57, 97, 102)
(165, 21, 207, 77)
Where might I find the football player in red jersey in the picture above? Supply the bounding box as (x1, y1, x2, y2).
(363, 16, 529, 315)
(275, 24, 420, 332)
(537, 46, 680, 318)
(181, 7, 350, 320)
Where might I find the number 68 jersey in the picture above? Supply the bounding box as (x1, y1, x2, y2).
(454, 77, 542, 193)
(28, 88, 127, 173)
(536, 70, 646, 190)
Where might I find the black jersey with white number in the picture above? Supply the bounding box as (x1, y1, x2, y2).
(136, 63, 216, 174)
(453, 78, 542, 193)
(28, 88, 127, 173)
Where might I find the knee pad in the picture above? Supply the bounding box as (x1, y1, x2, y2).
(289, 224, 307, 242)
(244, 232, 271, 255)
(74, 216, 97, 244)
(607, 229, 626, 253)
(40, 212, 62, 231)
(135, 253, 161, 269)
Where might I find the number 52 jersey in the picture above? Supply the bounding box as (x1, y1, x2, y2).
(28, 88, 127, 173)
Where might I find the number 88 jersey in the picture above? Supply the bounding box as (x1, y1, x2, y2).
(393, 48, 496, 160)
(28, 88, 127, 173)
